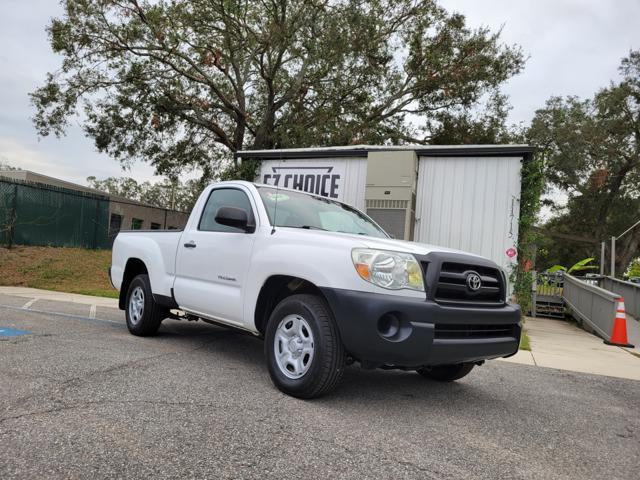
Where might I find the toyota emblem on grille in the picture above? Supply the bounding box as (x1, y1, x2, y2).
(466, 272, 482, 291)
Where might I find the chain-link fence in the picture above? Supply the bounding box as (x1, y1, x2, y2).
(0, 178, 111, 249)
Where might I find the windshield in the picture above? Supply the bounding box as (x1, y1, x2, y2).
(257, 187, 389, 238)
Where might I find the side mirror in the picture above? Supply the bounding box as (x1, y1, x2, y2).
(215, 206, 254, 232)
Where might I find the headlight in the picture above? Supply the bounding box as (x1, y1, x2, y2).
(351, 248, 424, 291)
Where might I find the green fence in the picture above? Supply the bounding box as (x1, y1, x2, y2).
(0, 178, 111, 249)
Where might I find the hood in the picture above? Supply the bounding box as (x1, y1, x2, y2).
(277, 227, 488, 261)
(358, 236, 487, 259)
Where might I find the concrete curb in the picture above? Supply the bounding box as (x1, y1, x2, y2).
(0, 286, 118, 308)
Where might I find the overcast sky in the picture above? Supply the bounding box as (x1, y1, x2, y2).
(0, 0, 639, 186)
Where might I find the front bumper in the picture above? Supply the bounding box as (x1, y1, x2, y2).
(320, 287, 521, 368)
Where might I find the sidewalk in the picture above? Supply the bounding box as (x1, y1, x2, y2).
(500, 316, 640, 381)
(0, 286, 118, 308)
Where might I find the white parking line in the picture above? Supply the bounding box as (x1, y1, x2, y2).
(21, 298, 39, 309)
(89, 305, 97, 319)
(0, 302, 123, 326)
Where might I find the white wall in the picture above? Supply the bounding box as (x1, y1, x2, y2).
(414, 156, 522, 276)
(257, 157, 368, 210)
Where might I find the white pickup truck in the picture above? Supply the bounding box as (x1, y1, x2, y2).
(110, 181, 521, 398)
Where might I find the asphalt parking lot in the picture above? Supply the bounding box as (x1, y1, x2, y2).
(1, 293, 639, 480)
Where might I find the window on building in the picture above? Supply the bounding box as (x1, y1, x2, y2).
(131, 218, 143, 230)
(150, 222, 161, 230)
(109, 214, 123, 243)
(199, 188, 254, 233)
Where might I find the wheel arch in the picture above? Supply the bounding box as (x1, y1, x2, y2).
(253, 275, 330, 336)
(119, 258, 148, 309)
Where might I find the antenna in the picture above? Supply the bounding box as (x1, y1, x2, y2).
(271, 148, 282, 235)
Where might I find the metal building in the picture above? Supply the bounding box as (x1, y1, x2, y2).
(236, 145, 533, 278)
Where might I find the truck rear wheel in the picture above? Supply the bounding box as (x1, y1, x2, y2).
(125, 274, 167, 336)
(265, 294, 346, 399)
(416, 363, 474, 382)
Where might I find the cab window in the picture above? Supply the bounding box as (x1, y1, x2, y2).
(199, 188, 255, 233)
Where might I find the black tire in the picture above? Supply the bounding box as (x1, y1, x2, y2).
(416, 363, 474, 382)
(265, 294, 346, 399)
(125, 274, 168, 336)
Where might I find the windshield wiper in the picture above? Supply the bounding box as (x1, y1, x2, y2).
(299, 225, 329, 231)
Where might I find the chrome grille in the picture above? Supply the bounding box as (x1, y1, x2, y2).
(434, 262, 504, 306)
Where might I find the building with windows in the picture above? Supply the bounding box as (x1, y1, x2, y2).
(0, 170, 189, 245)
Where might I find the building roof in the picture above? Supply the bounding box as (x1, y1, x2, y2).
(0, 170, 166, 210)
(0, 170, 107, 196)
(235, 144, 534, 161)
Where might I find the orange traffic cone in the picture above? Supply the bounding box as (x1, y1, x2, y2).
(604, 297, 634, 348)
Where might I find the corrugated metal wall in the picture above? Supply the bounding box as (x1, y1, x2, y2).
(414, 156, 522, 274)
(343, 158, 368, 210)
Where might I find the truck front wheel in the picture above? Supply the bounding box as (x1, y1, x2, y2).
(265, 294, 346, 399)
(416, 363, 474, 382)
(125, 274, 168, 336)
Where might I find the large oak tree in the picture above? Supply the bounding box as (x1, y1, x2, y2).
(32, 0, 524, 176)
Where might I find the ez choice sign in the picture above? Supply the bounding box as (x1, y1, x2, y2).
(259, 162, 346, 200)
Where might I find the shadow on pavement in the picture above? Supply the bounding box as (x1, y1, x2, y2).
(154, 318, 499, 407)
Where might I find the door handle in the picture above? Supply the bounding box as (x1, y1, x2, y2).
(184, 241, 197, 248)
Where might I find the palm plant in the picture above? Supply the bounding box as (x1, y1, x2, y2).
(547, 258, 599, 275)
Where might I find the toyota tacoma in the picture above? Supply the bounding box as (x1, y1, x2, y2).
(110, 181, 521, 398)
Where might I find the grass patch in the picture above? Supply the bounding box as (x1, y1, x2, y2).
(0, 246, 116, 298)
(519, 329, 531, 351)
